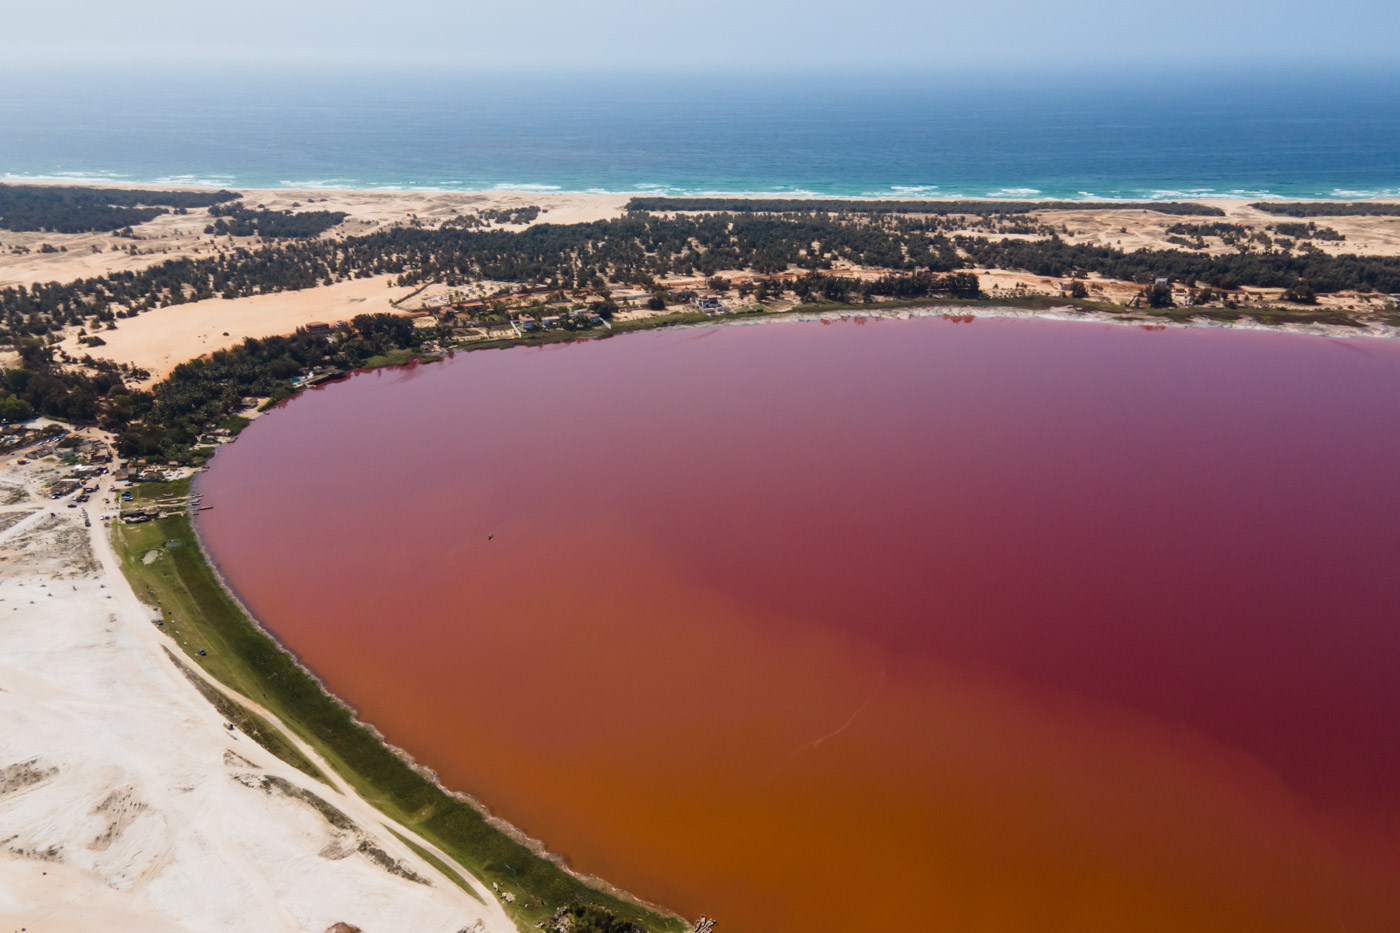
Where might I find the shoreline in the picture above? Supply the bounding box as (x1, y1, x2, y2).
(184, 478, 683, 920)
(6, 175, 1400, 204)
(450, 299, 1400, 354)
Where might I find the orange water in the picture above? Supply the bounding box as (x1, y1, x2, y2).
(199, 316, 1400, 931)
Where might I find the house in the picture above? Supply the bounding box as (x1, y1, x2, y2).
(694, 296, 724, 313)
(541, 316, 562, 329)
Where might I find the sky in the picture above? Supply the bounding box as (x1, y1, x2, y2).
(3, 0, 1398, 73)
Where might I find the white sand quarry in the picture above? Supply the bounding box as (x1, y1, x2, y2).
(0, 461, 515, 933)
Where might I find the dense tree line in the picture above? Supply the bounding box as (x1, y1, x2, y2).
(1269, 222, 1345, 241)
(0, 184, 239, 233)
(442, 205, 542, 228)
(783, 270, 981, 303)
(626, 197, 1226, 216)
(0, 212, 964, 336)
(957, 235, 1400, 292)
(1165, 221, 1252, 238)
(205, 204, 349, 238)
(543, 905, 647, 933)
(1249, 202, 1400, 217)
(5, 208, 1400, 341)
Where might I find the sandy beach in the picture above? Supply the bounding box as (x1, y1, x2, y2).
(0, 456, 516, 933)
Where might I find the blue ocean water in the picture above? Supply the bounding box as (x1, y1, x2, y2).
(1, 69, 1398, 200)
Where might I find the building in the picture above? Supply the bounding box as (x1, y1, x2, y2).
(303, 321, 333, 337)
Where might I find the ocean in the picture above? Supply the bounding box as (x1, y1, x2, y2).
(2, 68, 1398, 199)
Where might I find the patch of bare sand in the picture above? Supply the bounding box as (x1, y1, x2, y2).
(60, 275, 417, 387)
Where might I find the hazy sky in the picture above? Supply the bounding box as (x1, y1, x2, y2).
(5, 0, 1398, 72)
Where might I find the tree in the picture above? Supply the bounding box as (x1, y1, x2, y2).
(647, 293, 666, 311)
(1068, 280, 1089, 299)
(1138, 282, 1175, 309)
(0, 395, 33, 422)
(1282, 281, 1318, 304)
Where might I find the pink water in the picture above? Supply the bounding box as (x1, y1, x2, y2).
(199, 315, 1400, 932)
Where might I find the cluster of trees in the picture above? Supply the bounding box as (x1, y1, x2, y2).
(1250, 202, 1400, 217)
(1165, 221, 1253, 239)
(118, 313, 428, 459)
(0, 339, 146, 429)
(442, 205, 542, 228)
(626, 197, 1226, 216)
(205, 204, 348, 238)
(1270, 222, 1345, 241)
(0, 184, 239, 233)
(543, 905, 648, 933)
(0, 311, 433, 462)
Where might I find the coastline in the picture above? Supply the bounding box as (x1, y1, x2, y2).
(454, 298, 1400, 354)
(6, 173, 1400, 204)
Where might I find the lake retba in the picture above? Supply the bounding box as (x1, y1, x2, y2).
(198, 315, 1400, 932)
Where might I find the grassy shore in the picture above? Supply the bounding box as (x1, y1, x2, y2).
(112, 481, 685, 933)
